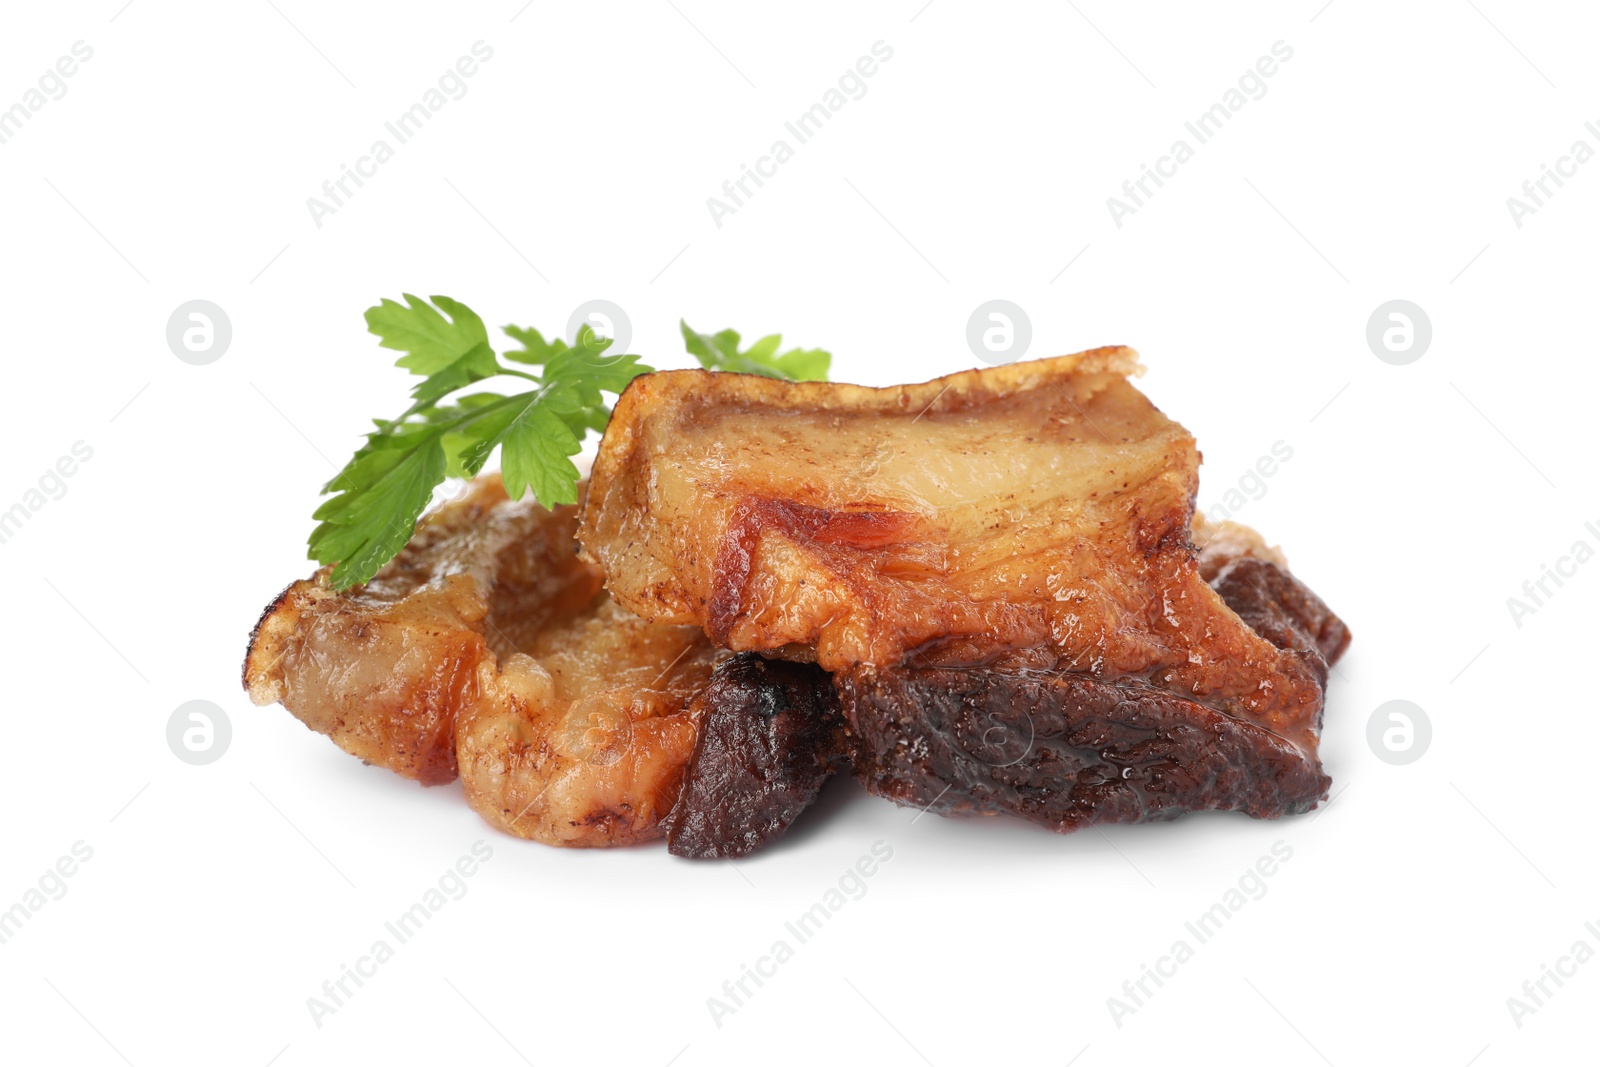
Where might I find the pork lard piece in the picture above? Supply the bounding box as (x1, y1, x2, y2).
(244, 477, 601, 784)
(245, 477, 726, 846)
(578, 348, 1330, 742)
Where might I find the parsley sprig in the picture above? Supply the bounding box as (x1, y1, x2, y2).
(309, 295, 651, 590)
(309, 295, 832, 591)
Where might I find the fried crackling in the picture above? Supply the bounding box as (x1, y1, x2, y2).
(578, 349, 1328, 749)
(244, 478, 599, 784)
(245, 477, 727, 846)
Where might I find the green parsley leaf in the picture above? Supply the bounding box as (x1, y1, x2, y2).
(501, 324, 575, 366)
(310, 406, 463, 590)
(366, 294, 493, 376)
(680, 319, 831, 381)
(364, 294, 501, 412)
(467, 394, 586, 506)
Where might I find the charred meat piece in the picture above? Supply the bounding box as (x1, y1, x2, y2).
(842, 548, 1345, 829)
(666, 655, 846, 859)
(842, 668, 1329, 829)
(245, 476, 728, 847)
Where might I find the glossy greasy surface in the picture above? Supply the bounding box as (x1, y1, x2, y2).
(245, 477, 726, 846)
(580, 348, 1327, 753)
(843, 550, 1346, 829)
(245, 478, 597, 785)
(456, 598, 725, 846)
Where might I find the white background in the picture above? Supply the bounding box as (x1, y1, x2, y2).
(1, 1, 1595, 1064)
